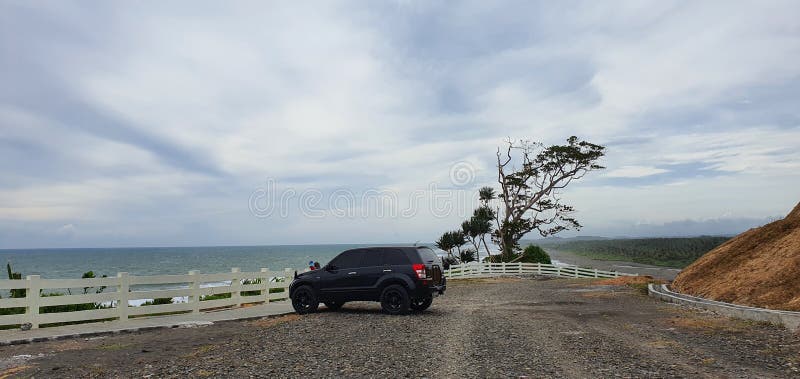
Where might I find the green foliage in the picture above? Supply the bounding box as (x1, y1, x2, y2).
(478, 187, 496, 203)
(459, 249, 477, 263)
(200, 293, 231, 301)
(519, 245, 551, 264)
(80, 271, 108, 295)
(141, 297, 174, 306)
(551, 237, 730, 268)
(6, 262, 25, 298)
(493, 137, 605, 260)
(242, 278, 262, 296)
(39, 292, 109, 313)
(436, 230, 466, 255)
(0, 307, 25, 316)
(0, 265, 109, 316)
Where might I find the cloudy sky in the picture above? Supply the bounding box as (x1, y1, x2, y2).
(1, 1, 799, 248)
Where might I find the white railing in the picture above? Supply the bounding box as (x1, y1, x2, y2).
(0, 268, 294, 330)
(445, 262, 636, 279)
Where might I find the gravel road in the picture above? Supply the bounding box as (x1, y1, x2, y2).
(2, 277, 798, 378)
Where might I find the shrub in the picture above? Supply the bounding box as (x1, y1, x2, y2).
(141, 297, 174, 306)
(242, 278, 262, 296)
(519, 245, 552, 264)
(459, 249, 477, 263)
(200, 293, 231, 301)
(39, 292, 108, 313)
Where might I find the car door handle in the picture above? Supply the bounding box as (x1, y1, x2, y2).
(383, 269, 392, 272)
(348, 272, 357, 275)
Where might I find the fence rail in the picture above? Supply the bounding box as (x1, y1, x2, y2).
(0, 268, 294, 330)
(445, 262, 636, 279)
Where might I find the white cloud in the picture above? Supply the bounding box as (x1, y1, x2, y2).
(605, 166, 669, 178)
(1, 1, 799, 247)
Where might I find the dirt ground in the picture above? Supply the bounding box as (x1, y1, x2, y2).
(1, 277, 798, 378)
(673, 202, 800, 311)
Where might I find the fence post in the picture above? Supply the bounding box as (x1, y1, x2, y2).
(556, 266, 561, 277)
(231, 268, 241, 308)
(260, 268, 270, 304)
(189, 270, 200, 314)
(283, 268, 293, 301)
(593, 269, 598, 278)
(537, 262, 541, 275)
(574, 266, 579, 278)
(117, 272, 129, 323)
(26, 275, 40, 329)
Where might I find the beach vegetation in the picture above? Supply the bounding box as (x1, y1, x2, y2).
(438, 137, 605, 263)
(141, 297, 174, 306)
(518, 245, 551, 264)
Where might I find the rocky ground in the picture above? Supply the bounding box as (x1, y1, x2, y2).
(1, 277, 798, 378)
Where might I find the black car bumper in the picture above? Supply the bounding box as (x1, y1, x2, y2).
(412, 282, 446, 299)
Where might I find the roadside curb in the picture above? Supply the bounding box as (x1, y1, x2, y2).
(648, 283, 800, 331)
(0, 310, 295, 346)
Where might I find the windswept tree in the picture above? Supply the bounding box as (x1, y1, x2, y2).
(493, 136, 605, 261)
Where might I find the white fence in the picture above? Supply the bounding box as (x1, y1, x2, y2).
(0, 263, 634, 331)
(445, 262, 637, 279)
(0, 268, 294, 330)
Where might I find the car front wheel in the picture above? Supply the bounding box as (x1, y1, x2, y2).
(410, 295, 433, 312)
(291, 285, 319, 314)
(380, 284, 410, 315)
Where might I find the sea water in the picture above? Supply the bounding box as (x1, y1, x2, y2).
(0, 244, 382, 279)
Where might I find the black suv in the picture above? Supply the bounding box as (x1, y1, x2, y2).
(289, 246, 446, 315)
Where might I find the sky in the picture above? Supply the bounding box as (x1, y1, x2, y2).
(1, 1, 799, 249)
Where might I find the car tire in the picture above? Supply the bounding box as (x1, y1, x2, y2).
(380, 284, 410, 315)
(291, 285, 319, 314)
(324, 301, 344, 311)
(410, 295, 433, 312)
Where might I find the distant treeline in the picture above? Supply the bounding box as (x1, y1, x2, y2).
(547, 236, 731, 268)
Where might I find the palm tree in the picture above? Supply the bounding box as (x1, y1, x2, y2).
(479, 186, 496, 205)
(461, 220, 481, 256)
(436, 230, 466, 260)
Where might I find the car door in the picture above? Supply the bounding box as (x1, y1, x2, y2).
(355, 249, 387, 298)
(319, 250, 362, 298)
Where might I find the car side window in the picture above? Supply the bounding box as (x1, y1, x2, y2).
(360, 250, 384, 267)
(382, 249, 410, 265)
(330, 250, 361, 269)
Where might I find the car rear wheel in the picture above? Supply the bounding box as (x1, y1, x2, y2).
(410, 295, 433, 312)
(324, 301, 344, 311)
(380, 284, 410, 315)
(291, 285, 318, 314)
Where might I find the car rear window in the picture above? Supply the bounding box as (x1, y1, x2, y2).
(416, 247, 441, 264)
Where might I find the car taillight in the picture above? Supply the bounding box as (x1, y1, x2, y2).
(412, 263, 427, 279)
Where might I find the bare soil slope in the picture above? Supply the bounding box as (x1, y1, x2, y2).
(672, 202, 800, 311)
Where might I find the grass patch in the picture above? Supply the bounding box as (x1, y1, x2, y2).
(547, 236, 730, 268)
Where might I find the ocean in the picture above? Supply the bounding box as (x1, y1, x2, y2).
(0, 244, 395, 279)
